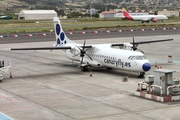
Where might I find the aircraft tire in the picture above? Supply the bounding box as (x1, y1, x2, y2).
(137, 72, 145, 78)
(81, 66, 88, 72)
(107, 67, 112, 70)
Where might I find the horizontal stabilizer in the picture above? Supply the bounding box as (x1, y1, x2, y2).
(10, 45, 92, 51)
(10, 47, 72, 50)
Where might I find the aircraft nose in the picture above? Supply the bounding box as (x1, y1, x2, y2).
(142, 63, 151, 71)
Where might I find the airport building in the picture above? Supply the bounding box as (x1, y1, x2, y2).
(18, 10, 57, 20)
(99, 11, 116, 18)
(158, 9, 179, 17)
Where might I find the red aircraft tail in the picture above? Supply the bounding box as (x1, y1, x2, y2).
(122, 8, 133, 20)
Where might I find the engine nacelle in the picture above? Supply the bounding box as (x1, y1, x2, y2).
(122, 43, 133, 50)
(70, 47, 80, 55)
(84, 59, 102, 67)
(152, 18, 158, 22)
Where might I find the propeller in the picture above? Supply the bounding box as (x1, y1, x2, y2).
(74, 40, 92, 66)
(132, 36, 137, 51)
(131, 36, 144, 53)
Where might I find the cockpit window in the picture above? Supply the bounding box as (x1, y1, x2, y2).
(128, 56, 132, 59)
(131, 55, 146, 60)
(131, 56, 136, 60)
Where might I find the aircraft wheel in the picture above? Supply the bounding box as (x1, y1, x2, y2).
(81, 66, 88, 72)
(107, 67, 112, 70)
(137, 72, 145, 78)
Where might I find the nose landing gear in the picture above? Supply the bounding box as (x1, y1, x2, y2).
(81, 66, 88, 72)
(137, 72, 145, 78)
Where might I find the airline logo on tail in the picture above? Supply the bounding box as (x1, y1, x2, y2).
(54, 17, 71, 47)
(56, 24, 67, 46)
(122, 8, 133, 20)
(54, 17, 75, 47)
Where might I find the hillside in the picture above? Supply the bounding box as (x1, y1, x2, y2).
(0, 0, 29, 14)
(1, 0, 180, 16)
(0, 0, 29, 8)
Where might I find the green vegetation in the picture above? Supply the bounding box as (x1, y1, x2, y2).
(0, 17, 180, 34)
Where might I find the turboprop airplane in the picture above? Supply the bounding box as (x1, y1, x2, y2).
(10, 17, 173, 78)
(122, 8, 168, 23)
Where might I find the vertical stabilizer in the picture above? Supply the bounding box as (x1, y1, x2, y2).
(53, 17, 75, 46)
(122, 8, 133, 20)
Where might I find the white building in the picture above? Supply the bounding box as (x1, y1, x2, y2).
(99, 11, 116, 18)
(90, 8, 97, 15)
(158, 9, 179, 17)
(18, 10, 57, 20)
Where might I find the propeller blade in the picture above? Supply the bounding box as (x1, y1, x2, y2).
(75, 40, 93, 67)
(132, 36, 137, 51)
(85, 53, 93, 61)
(80, 40, 86, 65)
(81, 56, 84, 64)
(73, 53, 80, 57)
(76, 45, 85, 57)
(83, 40, 86, 50)
(76, 45, 82, 51)
(137, 49, 144, 54)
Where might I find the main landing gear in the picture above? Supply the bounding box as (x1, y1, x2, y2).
(137, 72, 145, 78)
(81, 66, 88, 72)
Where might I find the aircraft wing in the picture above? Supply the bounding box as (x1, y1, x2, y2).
(111, 39, 173, 47)
(130, 38, 173, 45)
(10, 45, 92, 51)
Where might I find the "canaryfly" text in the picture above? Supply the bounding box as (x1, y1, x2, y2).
(104, 58, 131, 68)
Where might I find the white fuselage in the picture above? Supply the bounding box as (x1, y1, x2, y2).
(62, 43, 151, 72)
(131, 15, 168, 21)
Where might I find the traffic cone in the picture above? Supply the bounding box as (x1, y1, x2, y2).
(155, 62, 157, 67)
(9, 72, 12, 78)
(89, 70, 92, 77)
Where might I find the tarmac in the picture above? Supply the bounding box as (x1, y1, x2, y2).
(0, 34, 180, 120)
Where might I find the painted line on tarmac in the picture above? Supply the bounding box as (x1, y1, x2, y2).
(0, 26, 179, 38)
(0, 112, 14, 120)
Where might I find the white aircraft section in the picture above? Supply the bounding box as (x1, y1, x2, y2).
(0, 60, 11, 81)
(133, 15, 168, 21)
(122, 8, 168, 23)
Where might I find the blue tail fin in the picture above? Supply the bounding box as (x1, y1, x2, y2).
(53, 17, 74, 46)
